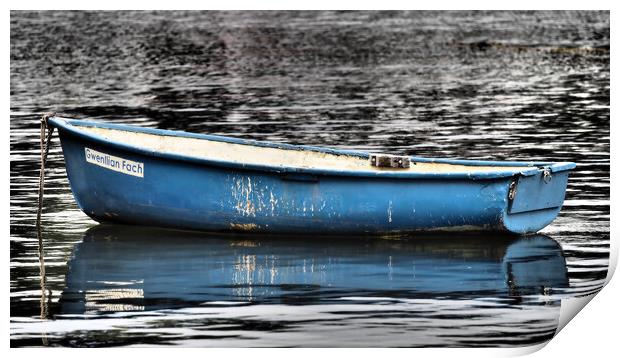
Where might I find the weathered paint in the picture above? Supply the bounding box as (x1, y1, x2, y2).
(48, 117, 576, 235)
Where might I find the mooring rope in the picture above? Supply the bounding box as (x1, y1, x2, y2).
(36, 112, 55, 320)
(36, 113, 55, 229)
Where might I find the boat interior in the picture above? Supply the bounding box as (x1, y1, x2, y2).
(79, 125, 534, 174)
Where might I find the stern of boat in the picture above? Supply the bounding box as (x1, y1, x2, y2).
(500, 164, 575, 234)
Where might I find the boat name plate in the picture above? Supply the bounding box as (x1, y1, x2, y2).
(85, 147, 144, 178)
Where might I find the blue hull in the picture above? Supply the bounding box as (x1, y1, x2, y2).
(49, 117, 576, 235)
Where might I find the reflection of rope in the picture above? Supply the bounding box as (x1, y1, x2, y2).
(36, 112, 55, 321)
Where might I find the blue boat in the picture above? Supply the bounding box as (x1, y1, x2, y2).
(59, 225, 568, 313)
(48, 116, 575, 235)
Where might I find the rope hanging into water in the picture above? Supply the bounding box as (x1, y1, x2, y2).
(36, 113, 55, 229)
(36, 112, 55, 320)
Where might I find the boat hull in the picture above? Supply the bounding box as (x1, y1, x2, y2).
(53, 125, 572, 235)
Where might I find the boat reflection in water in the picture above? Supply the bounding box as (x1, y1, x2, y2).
(59, 225, 568, 315)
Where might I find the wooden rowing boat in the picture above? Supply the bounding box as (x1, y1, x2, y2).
(47, 116, 575, 235)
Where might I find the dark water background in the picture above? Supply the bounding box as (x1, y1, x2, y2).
(10, 11, 609, 347)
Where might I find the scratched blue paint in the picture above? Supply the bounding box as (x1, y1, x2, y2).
(48, 117, 576, 235)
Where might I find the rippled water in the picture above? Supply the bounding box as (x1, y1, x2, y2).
(10, 10, 609, 347)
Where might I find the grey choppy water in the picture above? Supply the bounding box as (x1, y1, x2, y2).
(10, 10, 609, 347)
